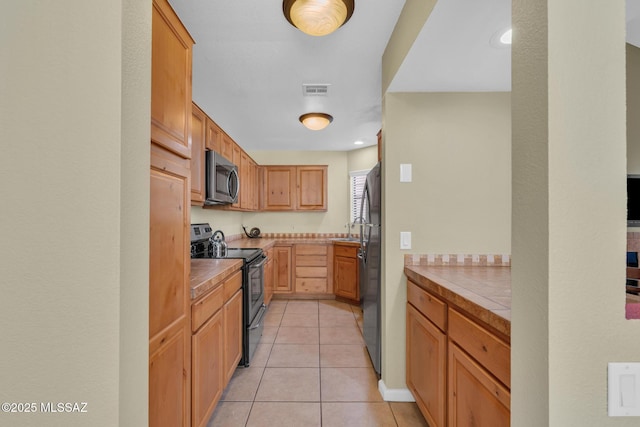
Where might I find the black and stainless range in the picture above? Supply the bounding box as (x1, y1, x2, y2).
(190, 223, 267, 367)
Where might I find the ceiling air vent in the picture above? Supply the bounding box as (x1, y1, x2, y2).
(302, 84, 330, 96)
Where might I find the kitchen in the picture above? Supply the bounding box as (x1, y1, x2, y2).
(1, 2, 639, 427)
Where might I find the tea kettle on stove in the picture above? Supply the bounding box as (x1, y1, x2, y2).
(211, 230, 227, 258)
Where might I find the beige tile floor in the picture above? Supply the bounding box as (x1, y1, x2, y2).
(207, 299, 429, 427)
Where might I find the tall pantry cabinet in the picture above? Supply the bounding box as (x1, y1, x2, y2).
(149, 1, 194, 426)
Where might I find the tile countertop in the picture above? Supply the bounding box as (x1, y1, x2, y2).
(190, 258, 243, 300)
(227, 237, 361, 250)
(190, 237, 358, 300)
(404, 265, 511, 339)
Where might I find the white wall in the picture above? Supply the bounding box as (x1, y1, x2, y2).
(511, 0, 635, 425)
(380, 92, 512, 390)
(628, 44, 640, 174)
(0, 1, 149, 426)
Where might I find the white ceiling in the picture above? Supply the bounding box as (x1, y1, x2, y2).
(169, 0, 640, 152)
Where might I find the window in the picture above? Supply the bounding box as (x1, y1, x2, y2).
(350, 169, 370, 222)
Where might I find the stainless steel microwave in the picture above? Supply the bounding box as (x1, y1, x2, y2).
(205, 151, 239, 205)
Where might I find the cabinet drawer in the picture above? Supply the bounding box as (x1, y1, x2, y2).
(296, 255, 327, 267)
(222, 270, 242, 301)
(407, 280, 447, 332)
(296, 245, 327, 256)
(296, 266, 327, 278)
(192, 285, 224, 332)
(334, 245, 358, 258)
(448, 308, 510, 387)
(295, 278, 327, 293)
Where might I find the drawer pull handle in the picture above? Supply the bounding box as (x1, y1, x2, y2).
(482, 345, 488, 352)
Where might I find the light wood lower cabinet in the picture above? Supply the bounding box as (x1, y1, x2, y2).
(448, 341, 510, 427)
(295, 244, 331, 294)
(406, 279, 511, 427)
(191, 310, 223, 427)
(406, 303, 446, 427)
(191, 270, 243, 427)
(264, 247, 274, 305)
(333, 243, 359, 302)
(223, 289, 243, 384)
(273, 245, 293, 294)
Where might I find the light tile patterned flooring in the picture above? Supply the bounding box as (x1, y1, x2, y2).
(207, 299, 429, 427)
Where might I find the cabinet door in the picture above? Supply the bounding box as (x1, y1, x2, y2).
(262, 166, 296, 210)
(150, 321, 190, 427)
(406, 303, 446, 427)
(264, 249, 274, 305)
(205, 119, 222, 152)
(239, 151, 250, 210)
(149, 145, 191, 427)
(150, 145, 190, 337)
(273, 245, 293, 293)
(221, 133, 235, 161)
(151, 0, 193, 159)
(191, 310, 224, 427)
(190, 103, 205, 205)
(334, 256, 358, 300)
(448, 342, 510, 427)
(296, 166, 327, 211)
(223, 289, 243, 385)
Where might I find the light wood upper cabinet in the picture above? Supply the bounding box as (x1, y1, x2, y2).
(261, 165, 328, 211)
(205, 119, 222, 152)
(262, 166, 296, 210)
(222, 133, 235, 162)
(190, 103, 205, 205)
(151, 0, 194, 159)
(296, 166, 327, 210)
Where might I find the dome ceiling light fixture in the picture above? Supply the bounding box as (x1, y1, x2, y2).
(283, 0, 355, 37)
(299, 113, 333, 130)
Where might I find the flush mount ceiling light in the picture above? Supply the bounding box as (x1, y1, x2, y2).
(490, 27, 512, 48)
(283, 0, 355, 37)
(299, 113, 333, 130)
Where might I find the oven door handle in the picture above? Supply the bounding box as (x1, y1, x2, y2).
(250, 256, 268, 269)
(249, 304, 267, 330)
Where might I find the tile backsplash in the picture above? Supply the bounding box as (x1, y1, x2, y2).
(404, 253, 511, 267)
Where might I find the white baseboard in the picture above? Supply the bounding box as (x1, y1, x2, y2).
(378, 379, 415, 402)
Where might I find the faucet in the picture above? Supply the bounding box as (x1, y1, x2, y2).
(347, 216, 365, 239)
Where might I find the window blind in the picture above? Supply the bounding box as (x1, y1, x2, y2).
(350, 170, 370, 222)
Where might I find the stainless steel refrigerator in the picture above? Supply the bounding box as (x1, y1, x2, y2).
(359, 162, 381, 375)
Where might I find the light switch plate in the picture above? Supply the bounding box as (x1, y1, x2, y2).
(400, 232, 411, 249)
(400, 164, 412, 182)
(609, 363, 640, 416)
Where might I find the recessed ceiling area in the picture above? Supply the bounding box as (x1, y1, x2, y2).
(168, 0, 405, 151)
(169, 0, 640, 152)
